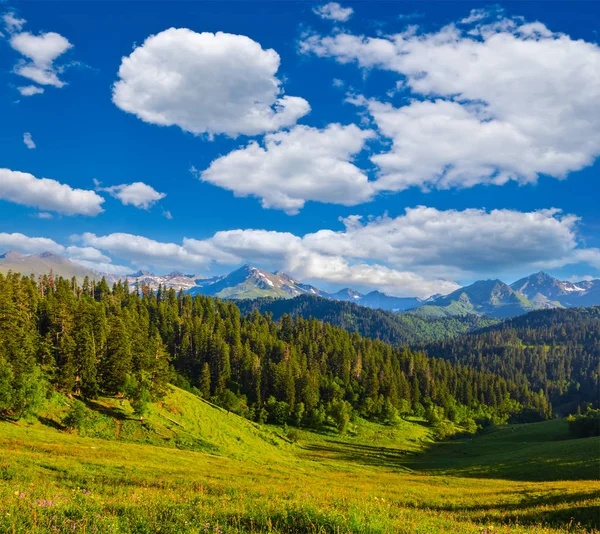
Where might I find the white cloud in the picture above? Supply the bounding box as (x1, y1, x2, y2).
(112, 28, 310, 137)
(572, 249, 600, 270)
(302, 207, 581, 276)
(65, 246, 111, 263)
(17, 85, 44, 96)
(162, 209, 173, 220)
(64, 246, 132, 274)
(313, 3, 353, 22)
(199, 124, 375, 214)
(23, 132, 35, 149)
(35, 212, 53, 219)
(70, 260, 132, 275)
(0, 168, 104, 216)
(0, 233, 135, 275)
(460, 8, 495, 25)
(94, 180, 166, 210)
(74, 207, 599, 297)
(10, 30, 72, 87)
(79, 232, 233, 272)
(3, 11, 25, 33)
(0, 232, 64, 255)
(300, 13, 600, 194)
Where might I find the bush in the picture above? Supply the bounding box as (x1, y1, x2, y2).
(508, 407, 547, 424)
(328, 399, 351, 433)
(286, 428, 300, 443)
(265, 397, 290, 425)
(568, 408, 600, 438)
(63, 401, 86, 432)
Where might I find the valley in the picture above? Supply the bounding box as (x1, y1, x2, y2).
(1, 387, 598, 533)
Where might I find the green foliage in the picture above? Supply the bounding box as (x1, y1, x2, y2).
(0, 357, 14, 413)
(329, 399, 351, 433)
(568, 408, 600, 438)
(426, 306, 600, 416)
(0, 272, 560, 435)
(62, 401, 86, 432)
(237, 294, 497, 345)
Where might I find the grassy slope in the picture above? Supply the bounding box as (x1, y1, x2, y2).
(1, 387, 599, 533)
(408, 419, 600, 481)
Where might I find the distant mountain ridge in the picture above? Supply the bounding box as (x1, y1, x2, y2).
(1, 250, 599, 318)
(0, 251, 98, 281)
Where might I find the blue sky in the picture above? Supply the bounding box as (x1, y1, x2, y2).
(1, 1, 599, 296)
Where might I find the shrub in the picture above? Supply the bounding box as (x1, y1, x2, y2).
(568, 408, 600, 438)
(63, 401, 87, 432)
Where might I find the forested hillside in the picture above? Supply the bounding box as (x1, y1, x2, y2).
(425, 307, 600, 416)
(0, 272, 550, 431)
(236, 295, 496, 345)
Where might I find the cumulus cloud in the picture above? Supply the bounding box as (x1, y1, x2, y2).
(313, 3, 353, 22)
(94, 180, 166, 210)
(0, 232, 64, 255)
(73, 207, 599, 297)
(199, 124, 375, 214)
(65, 245, 111, 263)
(65, 246, 131, 274)
(300, 12, 600, 193)
(112, 28, 310, 137)
(79, 232, 236, 272)
(9, 29, 73, 88)
(17, 85, 44, 96)
(0, 168, 104, 216)
(23, 132, 35, 149)
(0, 233, 137, 275)
(302, 207, 581, 276)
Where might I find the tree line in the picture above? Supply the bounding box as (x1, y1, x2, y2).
(237, 295, 497, 346)
(425, 307, 600, 417)
(0, 272, 551, 432)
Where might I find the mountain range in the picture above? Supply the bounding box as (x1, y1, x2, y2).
(1, 250, 599, 318)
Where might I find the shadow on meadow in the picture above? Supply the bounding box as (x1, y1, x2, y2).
(81, 398, 130, 420)
(412, 489, 600, 530)
(37, 416, 66, 431)
(301, 440, 416, 472)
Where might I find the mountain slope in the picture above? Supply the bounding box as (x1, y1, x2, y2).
(236, 294, 497, 345)
(358, 290, 424, 312)
(511, 271, 581, 307)
(188, 264, 324, 300)
(0, 251, 97, 281)
(511, 271, 600, 308)
(411, 279, 538, 319)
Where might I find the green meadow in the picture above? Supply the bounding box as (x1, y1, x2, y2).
(1, 386, 598, 533)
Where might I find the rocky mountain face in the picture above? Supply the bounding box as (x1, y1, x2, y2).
(188, 264, 325, 300)
(510, 272, 592, 307)
(331, 288, 364, 302)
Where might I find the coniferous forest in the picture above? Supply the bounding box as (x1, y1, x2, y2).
(236, 294, 497, 345)
(425, 307, 600, 416)
(0, 272, 555, 432)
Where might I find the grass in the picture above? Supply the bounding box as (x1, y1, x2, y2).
(1, 387, 598, 533)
